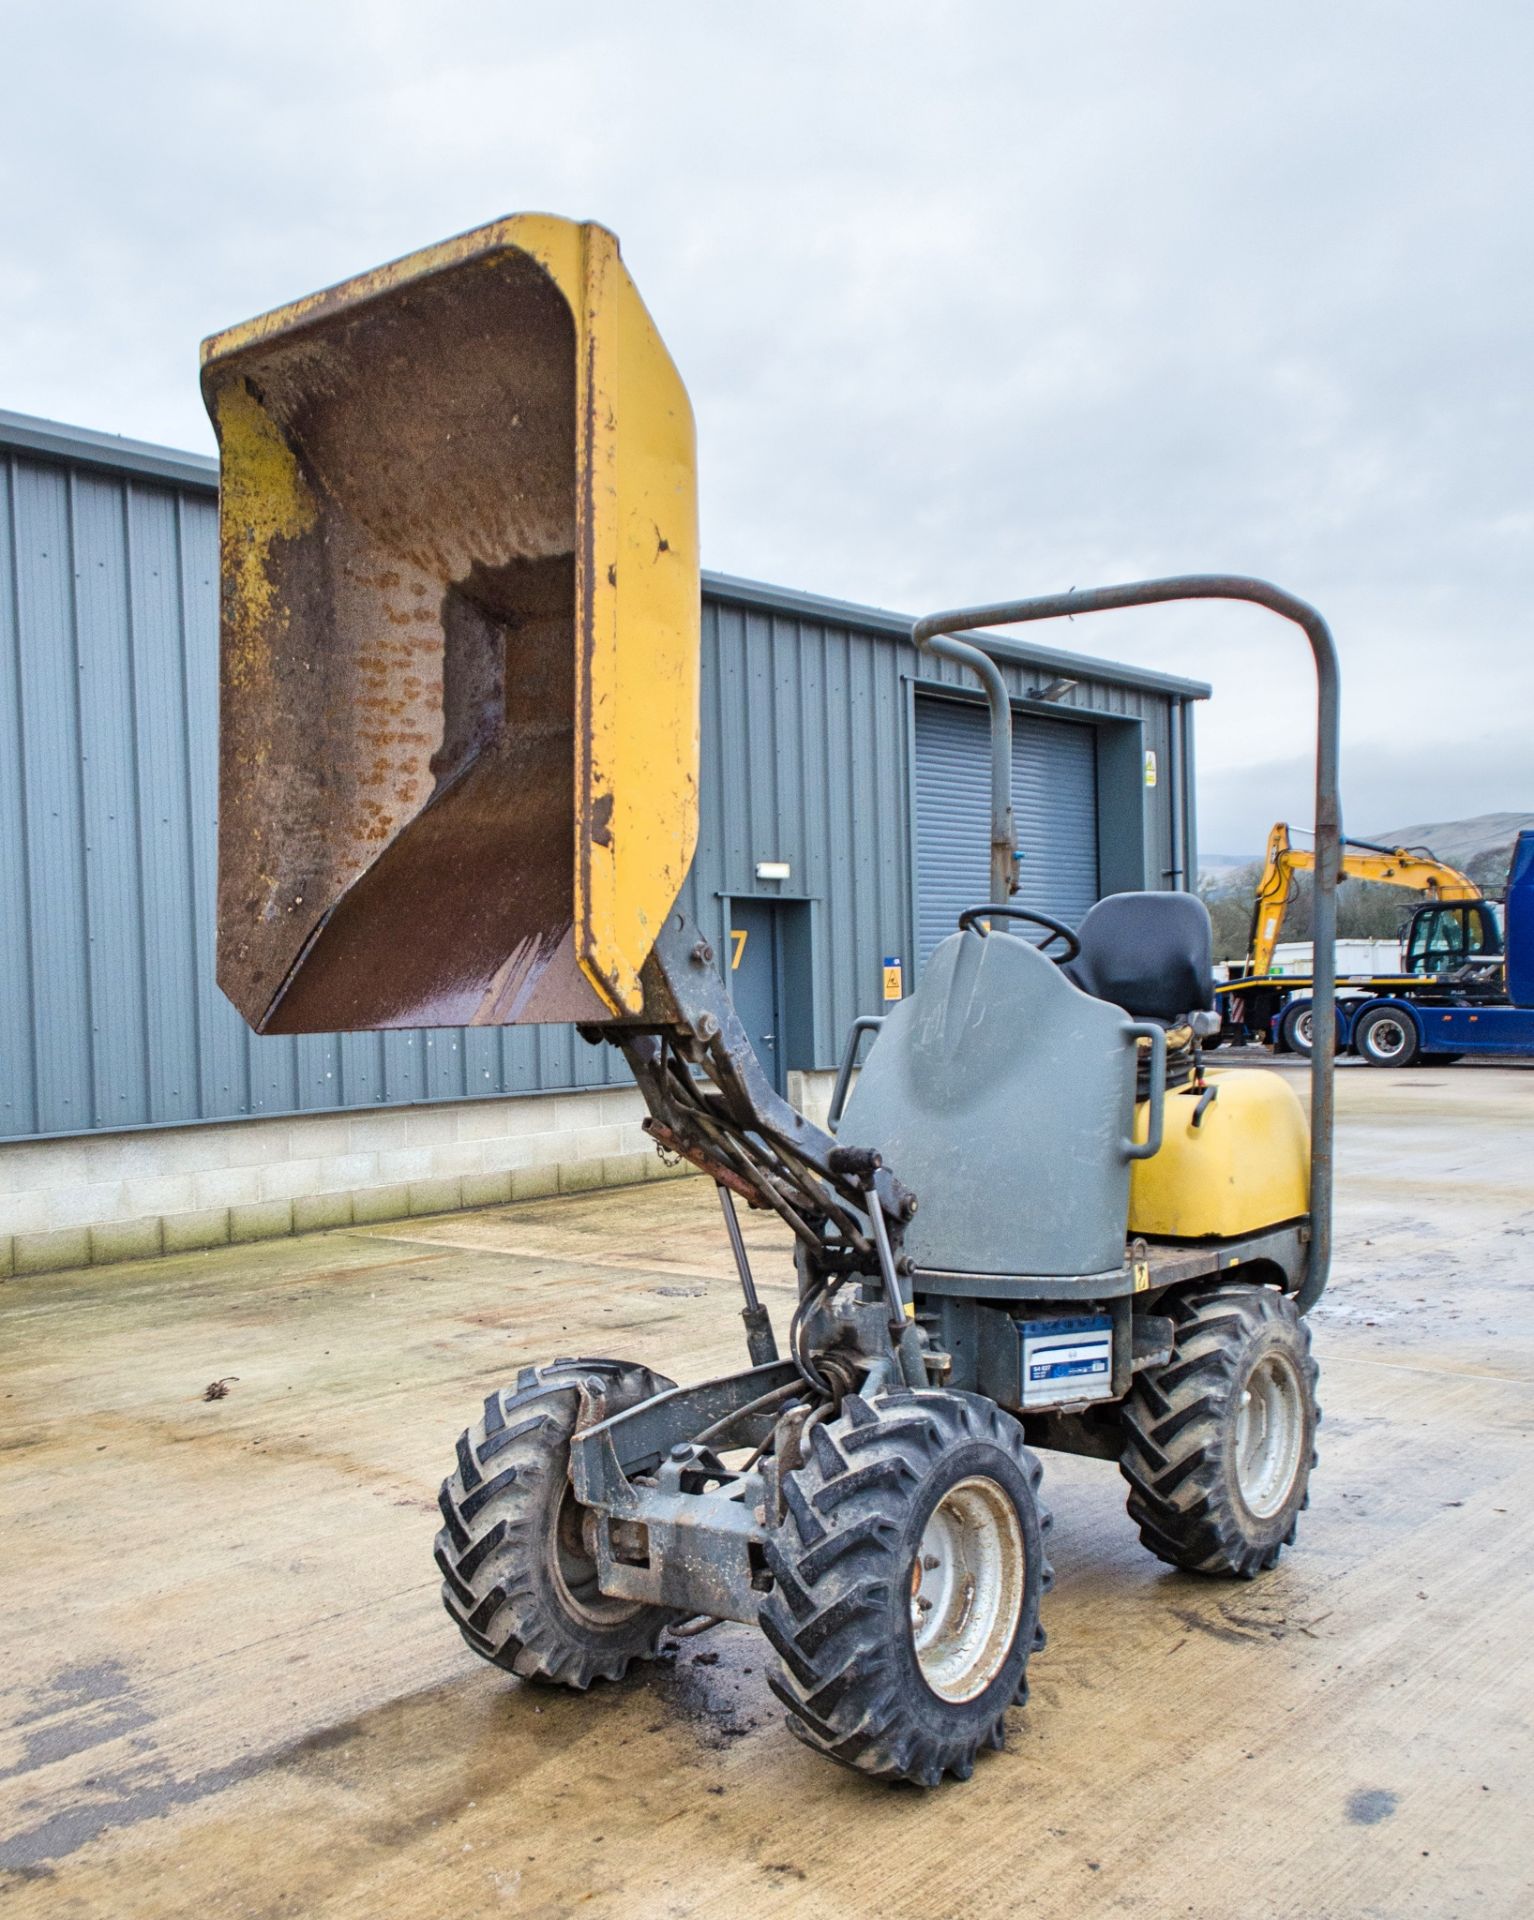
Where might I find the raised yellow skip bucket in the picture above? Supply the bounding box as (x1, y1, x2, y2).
(202, 215, 699, 1033)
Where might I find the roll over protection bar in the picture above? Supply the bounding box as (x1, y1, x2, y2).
(913, 576, 1341, 1311)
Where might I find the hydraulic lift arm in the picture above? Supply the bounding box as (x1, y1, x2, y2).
(587, 912, 917, 1325)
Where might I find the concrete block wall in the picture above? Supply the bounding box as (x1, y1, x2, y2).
(0, 1071, 843, 1277)
(0, 1085, 693, 1276)
(788, 1068, 841, 1132)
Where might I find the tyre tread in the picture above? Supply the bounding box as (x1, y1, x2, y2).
(435, 1356, 676, 1689)
(1119, 1283, 1319, 1578)
(760, 1388, 1050, 1785)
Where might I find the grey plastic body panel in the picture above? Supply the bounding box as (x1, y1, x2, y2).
(838, 927, 1140, 1276)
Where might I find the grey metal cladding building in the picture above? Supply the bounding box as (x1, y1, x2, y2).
(0, 409, 1207, 1147)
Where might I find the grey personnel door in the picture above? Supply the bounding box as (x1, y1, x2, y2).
(729, 900, 784, 1093)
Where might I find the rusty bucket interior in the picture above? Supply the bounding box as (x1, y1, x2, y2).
(202, 216, 700, 1034)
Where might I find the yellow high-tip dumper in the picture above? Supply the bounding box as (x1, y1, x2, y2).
(203, 216, 1342, 1786)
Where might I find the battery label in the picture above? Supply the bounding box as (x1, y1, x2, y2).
(1028, 1347, 1109, 1382)
(1020, 1314, 1114, 1408)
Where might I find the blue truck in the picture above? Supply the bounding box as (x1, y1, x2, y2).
(1216, 829, 1534, 1066)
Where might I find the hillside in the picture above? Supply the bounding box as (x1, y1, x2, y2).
(1362, 812, 1534, 869)
(1197, 852, 1254, 878)
(1200, 811, 1533, 891)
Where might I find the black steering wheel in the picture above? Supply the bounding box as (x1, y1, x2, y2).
(956, 902, 1082, 962)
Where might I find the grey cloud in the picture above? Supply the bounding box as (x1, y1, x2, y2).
(1199, 729, 1534, 861)
(2, 2, 1529, 851)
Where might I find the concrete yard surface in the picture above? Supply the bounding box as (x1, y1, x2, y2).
(2, 1064, 1532, 1918)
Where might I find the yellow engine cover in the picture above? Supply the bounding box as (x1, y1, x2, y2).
(1129, 1069, 1309, 1240)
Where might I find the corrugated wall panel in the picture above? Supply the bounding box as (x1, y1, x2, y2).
(0, 458, 38, 1136)
(692, 605, 921, 1064)
(77, 472, 150, 1129)
(14, 463, 95, 1135)
(913, 696, 1100, 965)
(129, 484, 201, 1127)
(0, 424, 1198, 1145)
(800, 621, 836, 1054)
(178, 489, 244, 1120)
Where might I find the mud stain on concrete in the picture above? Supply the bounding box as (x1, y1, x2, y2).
(1168, 1608, 1264, 1648)
(1, 1663, 153, 1785)
(0, 1750, 262, 1874)
(0, 1682, 448, 1872)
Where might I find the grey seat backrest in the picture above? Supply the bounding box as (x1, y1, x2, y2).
(838, 927, 1140, 1278)
(1063, 891, 1214, 1023)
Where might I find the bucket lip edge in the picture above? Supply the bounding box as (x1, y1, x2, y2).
(198, 211, 606, 375)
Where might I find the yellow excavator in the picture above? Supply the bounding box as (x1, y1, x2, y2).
(1218, 823, 1503, 1058)
(1247, 821, 1483, 978)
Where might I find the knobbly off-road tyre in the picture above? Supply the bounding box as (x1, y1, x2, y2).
(436, 1357, 676, 1687)
(1120, 1283, 1319, 1578)
(760, 1388, 1051, 1787)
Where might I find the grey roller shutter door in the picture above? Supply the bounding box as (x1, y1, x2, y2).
(914, 695, 1100, 966)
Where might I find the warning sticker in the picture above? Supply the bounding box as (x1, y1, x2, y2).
(882, 956, 903, 1001)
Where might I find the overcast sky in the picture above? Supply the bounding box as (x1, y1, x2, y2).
(4, 3, 1530, 854)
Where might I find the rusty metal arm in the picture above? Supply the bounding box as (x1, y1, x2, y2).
(588, 911, 916, 1277)
(913, 575, 1341, 1312)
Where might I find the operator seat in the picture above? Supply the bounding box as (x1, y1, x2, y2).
(1063, 891, 1215, 1025)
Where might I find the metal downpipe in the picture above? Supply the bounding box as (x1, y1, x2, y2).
(1167, 696, 1187, 888)
(913, 576, 1341, 1311)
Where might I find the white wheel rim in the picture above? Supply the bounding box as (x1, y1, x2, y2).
(910, 1476, 1025, 1702)
(1234, 1353, 1306, 1519)
(1369, 1018, 1408, 1059)
(1295, 1011, 1313, 1049)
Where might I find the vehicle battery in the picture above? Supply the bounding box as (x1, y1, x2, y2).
(1019, 1313, 1114, 1409)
